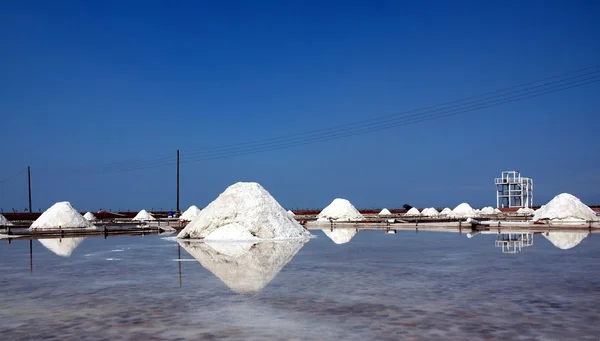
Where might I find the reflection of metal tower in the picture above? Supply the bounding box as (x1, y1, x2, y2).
(494, 171, 533, 208)
(495, 233, 534, 254)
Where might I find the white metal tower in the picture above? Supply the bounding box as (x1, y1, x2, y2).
(494, 171, 533, 208)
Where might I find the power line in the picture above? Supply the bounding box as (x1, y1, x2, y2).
(0, 168, 27, 185)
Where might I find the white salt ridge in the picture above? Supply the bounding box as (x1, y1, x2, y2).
(404, 207, 420, 216)
(179, 205, 201, 221)
(378, 208, 392, 215)
(533, 193, 599, 222)
(178, 182, 311, 240)
(421, 208, 439, 217)
(0, 214, 13, 226)
(543, 232, 588, 250)
(317, 198, 364, 222)
(321, 228, 358, 244)
(38, 237, 85, 257)
(449, 203, 477, 218)
(83, 212, 97, 221)
(30, 202, 95, 229)
(516, 207, 535, 215)
(479, 206, 495, 215)
(439, 208, 452, 215)
(132, 209, 156, 221)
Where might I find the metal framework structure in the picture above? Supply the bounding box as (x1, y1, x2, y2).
(494, 171, 533, 208)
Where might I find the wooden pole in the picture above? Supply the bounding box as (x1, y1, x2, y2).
(27, 166, 32, 213)
(176, 150, 180, 212)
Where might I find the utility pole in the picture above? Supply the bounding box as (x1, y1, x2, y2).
(176, 150, 180, 212)
(27, 166, 32, 213)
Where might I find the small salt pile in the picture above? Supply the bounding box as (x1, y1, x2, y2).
(179, 205, 201, 221)
(404, 207, 420, 216)
(39, 237, 85, 257)
(378, 208, 392, 215)
(439, 208, 452, 215)
(543, 232, 588, 250)
(0, 214, 13, 226)
(321, 228, 358, 244)
(30, 202, 94, 230)
(533, 193, 599, 222)
(516, 207, 535, 215)
(449, 203, 477, 218)
(421, 208, 439, 217)
(83, 212, 97, 221)
(178, 182, 311, 240)
(287, 210, 295, 216)
(479, 206, 495, 215)
(317, 198, 364, 222)
(132, 209, 156, 222)
(494, 208, 502, 214)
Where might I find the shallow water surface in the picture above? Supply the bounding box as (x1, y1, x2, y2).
(0, 230, 598, 340)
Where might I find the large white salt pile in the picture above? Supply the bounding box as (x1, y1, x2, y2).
(421, 208, 439, 217)
(178, 239, 306, 293)
(516, 207, 535, 215)
(39, 237, 85, 257)
(479, 206, 495, 215)
(83, 212, 97, 221)
(321, 228, 358, 244)
(30, 202, 95, 230)
(317, 198, 365, 222)
(132, 209, 156, 222)
(439, 207, 452, 215)
(179, 205, 201, 221)
(0, 214, 13, 226)
(543, 232, 588, 250)
(449, 203, 477, 218)
(404, 207, 421, 216)
(378, 208, 392, 215)
(178, 182, 311, 240)
(533, 193, 599, 222)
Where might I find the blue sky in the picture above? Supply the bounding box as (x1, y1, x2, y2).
(1, 0, 599, 212)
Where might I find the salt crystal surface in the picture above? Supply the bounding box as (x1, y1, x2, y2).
(0, 214, 13, 226)
(317, 198, 365, 222)
(321, 228, 358, 244)
(30, 202, 95, 229)
(38, 237, 85, 257)
(421, 208, 439, 217)
(179, 205, 201, 221)
(178, 182, 311, 240)
(440, 208, 452, 215)
(378, 208, 392, 215)
(516, 207, 535, 215)
(204, 223, 260, 242)
(479, 206, 495, 215)
(404, 207, 420, 216)
(83, 212, 97, 221)
(543, 232, 589, 250)
(449, 203, 477, 218)
(132, 209, 156, 221)
(533, 193, 598, 222)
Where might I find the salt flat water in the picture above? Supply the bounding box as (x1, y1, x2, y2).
(0, 230, 599, 340)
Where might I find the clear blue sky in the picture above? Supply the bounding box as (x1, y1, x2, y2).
(1, 0, 599, 212)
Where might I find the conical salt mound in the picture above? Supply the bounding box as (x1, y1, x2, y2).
(516, 207, 535, 215)
(440, 207, 452, 215)
(132, 209, 156, 222)
(543, 232, 588, 250)
(404, 207, 420, 216)
(39, 237, 85, 257)
(179, 205, 201, 221)
(378, 208, 392, 215)
(321, 228, 358, 244)
(178, 182, 311, 240)
(480, 206, 495, 215)
(533, 193, 598, 222)
(178, 239, 306, 293)
(83, 212, 97, 221)
(421, 208, 439, 217)
(0, 214, 13, 226)
(30, 202, 94, 230)
(449, 203, 477, 218)
(317, 198, 364, 222)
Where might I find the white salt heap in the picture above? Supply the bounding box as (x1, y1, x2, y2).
(30, 202, 95, 230)
(378, 208, 392, 215)
(39, 237, 85, 257)
(321, 228, 358, 244)
(533, 193, 598, 222)
(83, 212, 97, 221)
(449, 203, 477, 218)
(494, 208, 502, 214)
(440, 208, 452, 215)
(516, 207, 535, 215)
(179, 205, 201, 221)
(317, 198, 364, 222)
(404, 207, 420, 216)
(0, 214, 13, 226)
(421, 208, 439, 217)
(178, 182, 311, 240)
(132, 209, 156, 222)
(479, 206, 495, 215)
(543, 232, 588, 250)
(287, 210, 295, 216)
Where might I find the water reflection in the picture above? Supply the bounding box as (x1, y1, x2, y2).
(543, 231, 589, 250)
(38, 237, 86, 257)
(321, 228, 358, 244)
(178, 239, 307, 293)
(494, 233, 534, 254)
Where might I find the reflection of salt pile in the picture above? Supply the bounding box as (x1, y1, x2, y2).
(83, 212, 97, 221)
(178, 239, 306, 293)
(317, 198, 364, 222)
(321, 228, 358, 244)
(378, 208, 392, 215)
(39, 237, 85, 257)
(30, 202, 94, 229)
(404, 207, 420, 216)
(543, 232, 588, 250)
(179, 205, 201, 221)
(439, 208, 452, 215)
(480, 206, 495, 215)
(533, 193, 599, 222)
(178, 182, 311, 240)
(0, 214, 13, 226)
(516, 207, 535, 215)
(132, 209, 156, 221)
(449, 203, 477, 218)
(421, 208, 439, 217)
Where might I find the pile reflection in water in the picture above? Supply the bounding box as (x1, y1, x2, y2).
(543, 231, 589, 250)
(38, 237, 86, 257)
(178, 239, 307, 293)
(321, 227, 358, 244)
